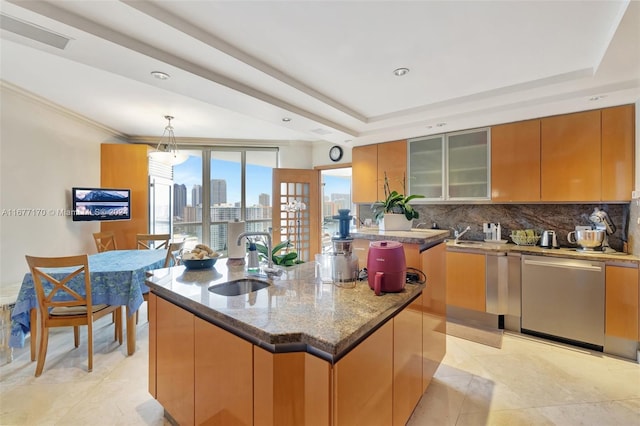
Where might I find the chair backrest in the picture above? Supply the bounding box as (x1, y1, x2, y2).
(93, 231, 117, 252)
(164, 241, 185, 267)
(136, 234, 170, 250)
(25, 254, 93, 316)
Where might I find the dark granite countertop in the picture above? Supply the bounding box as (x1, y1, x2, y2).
(350, 228, 450, 250)
(446, 240, 639, 265)
(145, 259, 424, 362)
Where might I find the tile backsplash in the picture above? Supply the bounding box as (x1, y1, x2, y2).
(358, 203, 632, 253)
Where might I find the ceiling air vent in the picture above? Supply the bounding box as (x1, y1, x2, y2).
(311, 128, 332, 136)
(0, 13, 71, 50)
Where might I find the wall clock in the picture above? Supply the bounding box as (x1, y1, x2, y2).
(329, 145, 343, 162)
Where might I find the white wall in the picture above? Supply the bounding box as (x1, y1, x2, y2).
(0, 84, 123, 285)
(0, 84, 321, 285)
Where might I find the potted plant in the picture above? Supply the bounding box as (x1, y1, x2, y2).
(254, 239, 303, 267)
(372, 173, 424, 231)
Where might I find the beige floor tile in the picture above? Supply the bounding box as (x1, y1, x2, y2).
(2, 309, 639, 426)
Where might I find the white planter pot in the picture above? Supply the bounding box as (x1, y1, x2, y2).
(380, 213, 412, 231)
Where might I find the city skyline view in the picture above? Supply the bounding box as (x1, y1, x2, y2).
(173, 155, 351, 209)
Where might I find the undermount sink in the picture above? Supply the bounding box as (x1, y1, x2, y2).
(208, 278, 270, 296)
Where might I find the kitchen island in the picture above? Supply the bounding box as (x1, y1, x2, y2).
(145, 255, 444, 426)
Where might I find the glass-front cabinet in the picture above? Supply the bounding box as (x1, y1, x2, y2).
(408, 128, 490, 201)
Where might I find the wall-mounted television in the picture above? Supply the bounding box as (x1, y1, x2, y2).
(72, 187, 131, 222)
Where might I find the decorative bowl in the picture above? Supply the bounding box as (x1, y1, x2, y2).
(181, 257, 216, 270)
(510, 232, 541, 246)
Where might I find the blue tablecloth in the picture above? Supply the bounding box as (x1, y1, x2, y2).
(10, 249, 167, 348)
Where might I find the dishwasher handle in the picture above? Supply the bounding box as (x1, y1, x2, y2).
(523, 258, 602, 272)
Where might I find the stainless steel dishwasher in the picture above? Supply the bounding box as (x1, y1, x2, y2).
(521, 255, 605, 350)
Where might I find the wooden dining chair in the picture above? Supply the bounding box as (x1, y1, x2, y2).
(164, 240, 185, 268)
(93, 231, 117, 252)
(136, 233, 170, 250)
(25, 254, 123, 377)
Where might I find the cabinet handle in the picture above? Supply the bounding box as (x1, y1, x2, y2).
(523, 259, 602, 272)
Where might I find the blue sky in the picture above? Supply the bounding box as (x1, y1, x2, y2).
(173, 156, 350, 206)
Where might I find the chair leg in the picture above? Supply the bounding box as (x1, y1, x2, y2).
(30, 309, 37, 362)
(87, 321, 93, 373)
(73, 326, 80, 348)
(35, 327, 49, 377)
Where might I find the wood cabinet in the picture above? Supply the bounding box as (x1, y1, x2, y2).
(352, 140, 407, 203)
(605, 264, 639, 341)
(155, 295, 195, 426)
(420, 242, 446, 390)
(541, 110, 602, 201)
(333, 320, 393, 426)
(489, 104, 634, 202)
(602, 104, 635, 201)
(377, 140, 407, 199)
(491, 119, 541, 202)
(254, 349, 330, 426)
(393, 294, 423, 426)
(352, 239, 421, 270)
(150, 289, 430, 426)
(100, 143, 150, 249)
(195, 317, 253, 425)
(446, 251, 486, 312)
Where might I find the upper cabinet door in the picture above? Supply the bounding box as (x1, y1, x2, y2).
(491, 119, 541, 202)
(408, 135, 444, 200)
(377, 140, 407, 200)
(446, 128, 490, 200)
(602, 104, 634, 202)
(541, 110, 601, 202)
(352, 144, 379, 204)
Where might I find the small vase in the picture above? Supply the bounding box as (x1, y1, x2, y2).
(380, 213, 412, 231)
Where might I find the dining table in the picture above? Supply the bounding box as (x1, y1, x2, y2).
(10, 249, 168, 357)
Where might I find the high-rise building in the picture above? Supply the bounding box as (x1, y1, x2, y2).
(192, 184, 202, 207)
(173, 183, 187, 218)
(259, 193, 270, 207)
(211, 179, 227, 205)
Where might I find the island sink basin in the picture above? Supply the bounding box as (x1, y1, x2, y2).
(209, 278, 270, 296)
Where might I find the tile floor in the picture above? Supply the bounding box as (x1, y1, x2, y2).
(1, 306, 639, 425)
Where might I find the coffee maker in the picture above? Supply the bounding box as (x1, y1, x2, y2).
(330, 209, 359, 287)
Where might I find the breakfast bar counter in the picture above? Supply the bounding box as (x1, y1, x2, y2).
(145, 258, 440, 425)
(145, 259, 423, 360)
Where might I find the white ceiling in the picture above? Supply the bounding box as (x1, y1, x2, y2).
(1, 0, 639, 147)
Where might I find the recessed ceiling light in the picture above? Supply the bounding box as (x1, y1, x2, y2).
(282, 117, 291, 122)
(151, 71, 170, 80)
(393, 67, 410, 77)
(589, 95, 607, 101)
(436, 122, 447, 127)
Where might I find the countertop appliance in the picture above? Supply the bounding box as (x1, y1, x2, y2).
(367, 240, 406, 295)
(331, 209, 358, 286)
(540, 230, 559, 249)
(521, 255, 604, 350)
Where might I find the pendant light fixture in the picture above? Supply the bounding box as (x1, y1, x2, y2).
(148, 115, 188, 166)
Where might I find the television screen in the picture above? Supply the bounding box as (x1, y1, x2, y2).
(72, 187, 131, 222)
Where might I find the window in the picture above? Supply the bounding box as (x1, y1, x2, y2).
(172, 147, 278, 254)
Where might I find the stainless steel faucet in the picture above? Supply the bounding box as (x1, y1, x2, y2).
(453, 226, 471, 242)
(236, 231, 282, 277)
